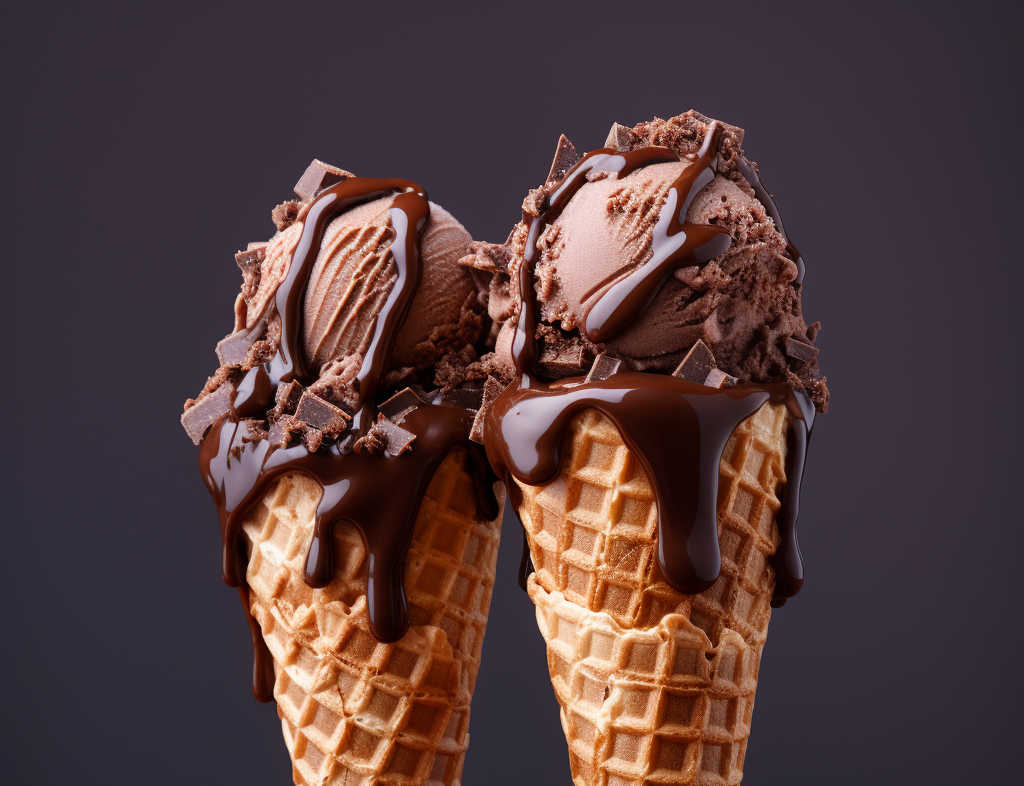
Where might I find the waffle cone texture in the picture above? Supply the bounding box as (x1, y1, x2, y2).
(239, 448, 503, 786)
(517, 402, 791, 786)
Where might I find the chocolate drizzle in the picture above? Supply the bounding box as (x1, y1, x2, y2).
(201, 406, 497, 645)
(196, 176, 497, 700)
(582, 127, 731, 342)
(485, 374, 812, 603)
(490, 120, 817, 606)
(232, 178, 429, 420)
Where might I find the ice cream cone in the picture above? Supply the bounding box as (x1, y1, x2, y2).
(515, 401, 790, 785)
(239, 448, 503, 785)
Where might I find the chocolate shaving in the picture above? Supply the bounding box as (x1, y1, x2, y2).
(604, 122, 634, 152)
(378, 387, 427, 422)
(273, 380, 304, 416)
(293, 159, 354, 202)
(234, 244, 266, 275)
(704, 368, 739, 388)
(784, 337, 820, 363)
(271, 200, 301, 231)
(470, 377, 504, 444)
(459, 241, 512, 273)
(181, 382, 235, 445)
(216, 323, 264, 366)
(294, 391, 351, 436)
(546, 134, 580, 183)
(374, 417, 417, 456)
(672, 340, 717, 383)
(585, 353, 623, 382)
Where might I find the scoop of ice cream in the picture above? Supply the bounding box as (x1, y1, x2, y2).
(182, 164, 489, 447)
(474, 110, 827, 408)
(234, 193, 483, 387)
(300, 197, 480, 373)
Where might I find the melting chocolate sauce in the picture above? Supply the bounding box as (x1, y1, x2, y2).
(492, 121, 815, 605)
(201, 406, 497, 644)
(197, 176, 496, 699)
(238, 586, 275, 702)
(485, 374, 811, 602)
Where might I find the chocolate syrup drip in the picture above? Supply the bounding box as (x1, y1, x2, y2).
(771, 390, 815, 606)
(485, 373, 811, 602)
(238, 586, 275, 702)
(202, 405, 498, 644)
(493, 122, 814, 603)
(198, 176, 496, 699)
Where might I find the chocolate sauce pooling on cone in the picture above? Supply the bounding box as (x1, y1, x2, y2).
(197, 177, 497, 701)
(487, 121, 814, 605)
(485, 374, 812, 601)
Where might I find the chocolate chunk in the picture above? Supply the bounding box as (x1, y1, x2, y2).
(378, 386, 427, 422)
(215, 323, 264, 366)
(374, 418, 417, 456)
(470, 377, 504, 444)
(234, 244, 266, 274)
(546, 134, 580, 183)
(274, 380, 304, 414)
(784, 337, 820, 363)
(293, 159, 354, 201)
(440, 385, 484, 411)
(604, 122, 633, 152)
(704, 368, 739, 388)
(538, 342, 588, 377)
(181, 382, 235, 445)
(672, 340, 717, 383)
(585, 353, 623, 382)
(294, 391, 351, 436)
(271, 200, 301, 231)
(522, 188, 545, 218)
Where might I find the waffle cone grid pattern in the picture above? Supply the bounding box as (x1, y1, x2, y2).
(517, 403, 790, 786)
(240, 448, 502, 786)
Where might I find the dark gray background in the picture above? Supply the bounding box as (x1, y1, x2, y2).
(7, 1, 1021, 783)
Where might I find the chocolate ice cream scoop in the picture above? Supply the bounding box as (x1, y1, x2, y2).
(469, 111, 827, 409)
(299, 197, 476, 372)
(233, 180, 480, 388)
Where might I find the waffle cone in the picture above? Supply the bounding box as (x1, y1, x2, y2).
(515, 402, 790, 785)
(238, 448, 503, 785)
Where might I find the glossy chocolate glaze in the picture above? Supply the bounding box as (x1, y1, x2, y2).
(196, 177, 496, 700)
(201, 405, 497, 645)
(486, 373, 811, 601)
